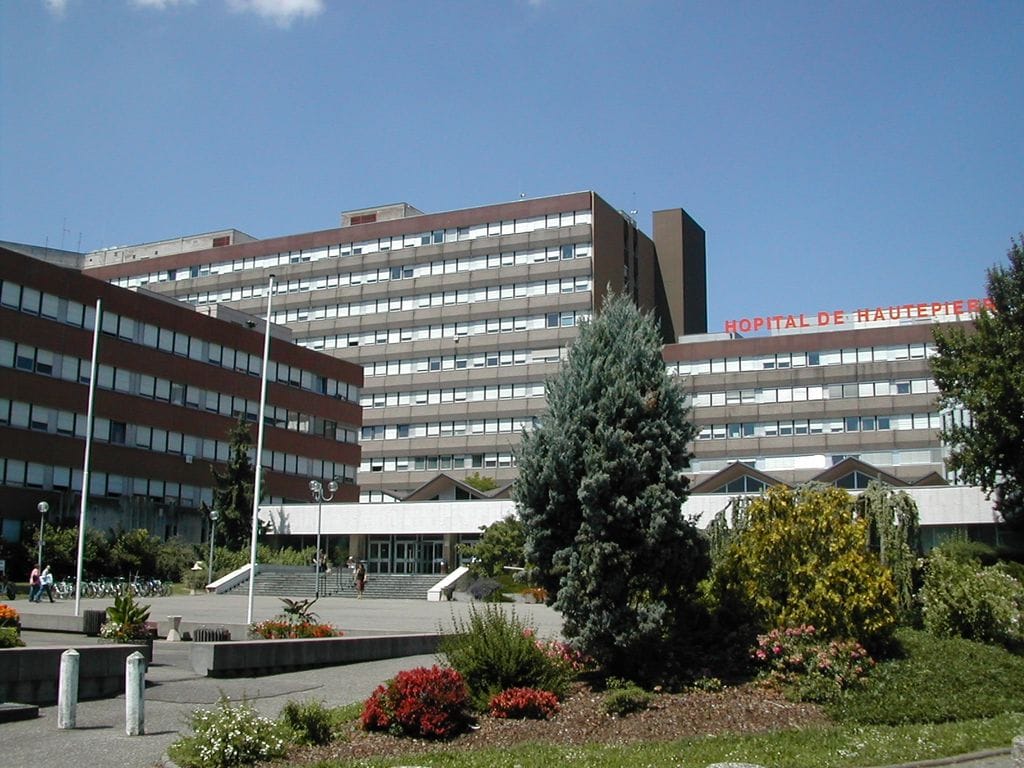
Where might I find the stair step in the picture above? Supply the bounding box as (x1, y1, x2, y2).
(227, 570, 441, 600)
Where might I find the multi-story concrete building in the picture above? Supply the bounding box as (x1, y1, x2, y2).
(0, 246, 362, 547)
(83, 192, 708, 500)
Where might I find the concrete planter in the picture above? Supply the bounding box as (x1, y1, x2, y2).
(96, 636, 153, 664)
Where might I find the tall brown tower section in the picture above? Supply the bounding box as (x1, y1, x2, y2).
(653, 208, 708, 340)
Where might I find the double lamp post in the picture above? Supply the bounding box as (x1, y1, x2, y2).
(308, 479, 338, 598)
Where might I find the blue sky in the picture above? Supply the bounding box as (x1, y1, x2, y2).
(2, 1, 1021, 332)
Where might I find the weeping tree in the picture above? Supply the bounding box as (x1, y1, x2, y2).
(514, 293, 709, 683)
(854, 481, 921, 620)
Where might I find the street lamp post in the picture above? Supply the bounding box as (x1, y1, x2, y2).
(308, 479, 338, 598)
(36, 501, 49, 569)
(207, 509, 220, 587)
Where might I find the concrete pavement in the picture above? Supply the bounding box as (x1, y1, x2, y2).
(2, 593, 1019, 768)
(3, 592, 562, 768)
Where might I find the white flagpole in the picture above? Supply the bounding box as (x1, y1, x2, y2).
(74, 299, 102, 616)
(247, 274, 275, 626)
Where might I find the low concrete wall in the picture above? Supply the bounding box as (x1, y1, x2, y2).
(0, 644, 147, 705)
(191, 632, 441, 677)
(17, 610, 107, 636)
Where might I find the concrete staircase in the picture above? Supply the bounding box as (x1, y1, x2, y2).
(239, 568, 441, 600)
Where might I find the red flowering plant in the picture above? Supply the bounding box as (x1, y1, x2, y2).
(362, 665, 471, 739)
(249, 597, 342, 639)
(751, 624, 875, 702)
(0, 603, 20, 629)
(489, 687, 560, 719)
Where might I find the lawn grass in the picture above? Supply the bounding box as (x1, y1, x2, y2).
(304, 713, 1024, 768)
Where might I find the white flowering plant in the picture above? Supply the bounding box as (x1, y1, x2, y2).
(167, 696, 289, 768)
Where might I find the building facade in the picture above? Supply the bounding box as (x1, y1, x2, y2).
(664, 303, 989, 495)
(83, 192, 708, 500)
(0, 246, 363, 547)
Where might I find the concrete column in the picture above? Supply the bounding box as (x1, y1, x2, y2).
(125, 651, 145, 736)
(57, 649, 79, 729)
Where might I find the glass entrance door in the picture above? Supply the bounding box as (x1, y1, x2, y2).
(367, 538, 391, 574)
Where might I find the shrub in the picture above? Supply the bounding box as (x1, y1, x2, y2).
(829, 628, 1024, 724)
(167, 696, 288, 768)
(690, 676, 724, 692)
(279, 699, 335, 746)
(249, 619, 341, 639)
(0, 627, 24, 648)
(100, 591, 152, 641)
(441, 604, 574, 709)
(248, 597, 342, 639)
(751, 625, 875, 703)
(710, 485, 898, 645)
(488, 687, 560, 719)
(361, 665, 471, 739)
(603, 682, 653, 716)
(919, 548, 1024, 648)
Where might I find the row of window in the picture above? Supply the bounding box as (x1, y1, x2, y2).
(362, 347, 567, 378)
(688, 377, 939, 408)
(1, 457, 221, 507)
(297, 311, 589, 352)
(268, 275, 593, 325)
(361, 452, 517, 473)
(0, 397, 357, 483)
(0, 279, 359, 403)
(361, 382, 546, 409)
(185, 243, 593, 308)
(0, 338, 358, 444)
(695, 412, 942, 441)
(361, 415, 538, 441)
(112, 209, 593, 288)
(708, 469, 902, 495)
(691, 447, 944, 476)
(667, 342, 935, 377)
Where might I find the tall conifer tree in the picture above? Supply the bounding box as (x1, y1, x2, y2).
(210, 416, 259, 550)
(514, 293, 709, 682)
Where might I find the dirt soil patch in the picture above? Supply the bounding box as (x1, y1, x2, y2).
(289, 681, 830, 764)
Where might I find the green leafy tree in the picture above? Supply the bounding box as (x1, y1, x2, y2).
(462, 472, 499, 492)
(711, 485, 898, 645)
(932, 236, 1024, 530)
(514, 293, 709, 683)
(460, 515, 525, 578)
(29, 525, 110, 579)
(210, 416, 262, 550)
(110, 528, 160, 576)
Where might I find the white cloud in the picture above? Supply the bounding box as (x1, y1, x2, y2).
(225, 0, 325, 27)
(42, 0, 69, 17)
(130, 0, 193, 8)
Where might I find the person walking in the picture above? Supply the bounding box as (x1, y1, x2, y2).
(354, 561, 367, 599)
(40, 565, 55, 603)
(28, 565, 41, 603)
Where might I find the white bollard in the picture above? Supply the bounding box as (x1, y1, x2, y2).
(166, 615, 182, 642)
(125, 651, 146, 736)
(57, 649, 79, 729)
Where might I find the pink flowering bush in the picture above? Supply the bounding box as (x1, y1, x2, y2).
(488, 687, 561, 719)
(752, 625, 875, 702)
(361, 666, 471, 739)
(249, 619, 341, 639)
